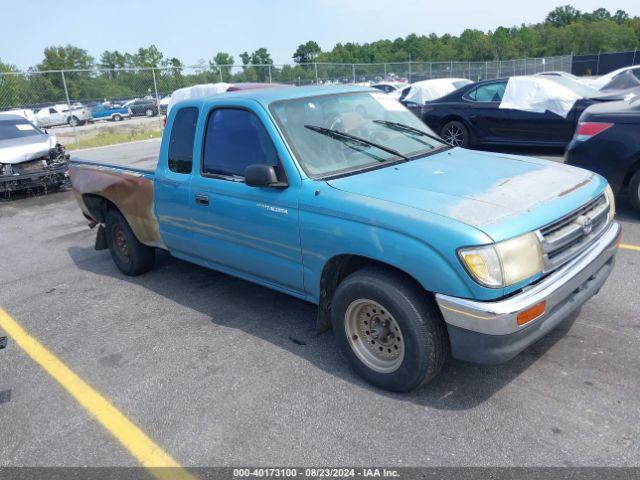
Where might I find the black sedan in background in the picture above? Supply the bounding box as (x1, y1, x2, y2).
(566, 98, 640, 211)
(128, 98, 159, 117)
(421, 78, 601, 148)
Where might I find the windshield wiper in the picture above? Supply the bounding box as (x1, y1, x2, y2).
(304, 125, 408, 160)
(373, 120, 451, 147)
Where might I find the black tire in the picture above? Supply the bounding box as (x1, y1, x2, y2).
(145, 108, 154, 117)
(67, 116, 79, 127)
(113, 114, 122, 122)
(104, 209, 155, 276)
(628, 169, 640, 212)
(331, 267, 449, 392)
(440, 120, 470, 148)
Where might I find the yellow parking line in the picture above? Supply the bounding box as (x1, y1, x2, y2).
(620, 243, 640, 252)
(0, 308, 195, 480)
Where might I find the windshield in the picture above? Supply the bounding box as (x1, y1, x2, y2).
(544, 76, 601, 98)
(270, 91, 447, 177)
(0, 119, 43, 141)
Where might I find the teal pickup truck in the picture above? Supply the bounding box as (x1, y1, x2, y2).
(69, 86, 620, 392)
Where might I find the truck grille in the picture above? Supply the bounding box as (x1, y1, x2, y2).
(538, 194, 610, 272)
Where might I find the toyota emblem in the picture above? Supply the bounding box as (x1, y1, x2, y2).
(581, 216, 593, 235)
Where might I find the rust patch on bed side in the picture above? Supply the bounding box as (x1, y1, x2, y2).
(68, 165, 165, 249)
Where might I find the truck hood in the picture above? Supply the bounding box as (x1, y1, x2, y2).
(326, 148, 597, 236)
(0, 134, 56, 164)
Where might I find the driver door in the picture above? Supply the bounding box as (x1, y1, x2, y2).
(464, 81, 511, 142)
(188, 106, 304, 294)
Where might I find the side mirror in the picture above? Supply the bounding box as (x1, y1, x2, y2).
(244, 164, 287, 188)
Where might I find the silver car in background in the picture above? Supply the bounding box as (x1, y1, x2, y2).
(0, 114, 69, 195)
(35, 103, 92, 127)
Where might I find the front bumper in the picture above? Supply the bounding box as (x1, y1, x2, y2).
(0, 162, 69, 194)
(436, 221, 620, 364)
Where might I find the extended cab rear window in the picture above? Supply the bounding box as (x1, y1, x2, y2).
(168, 107, 198, 174)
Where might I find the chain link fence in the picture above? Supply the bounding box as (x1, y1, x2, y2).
(0, 55, 572, 149)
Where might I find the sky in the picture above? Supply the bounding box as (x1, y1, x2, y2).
(1, 0, 639, 70)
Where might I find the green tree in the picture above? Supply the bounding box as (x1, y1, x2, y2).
(613, 10, 630, 24)
(209, 52, 234, 81)
(134, 45, 164, 68)
(545, 5, 582, 27)
(39, 45, 94, 71)
(293, 41, 321, 64)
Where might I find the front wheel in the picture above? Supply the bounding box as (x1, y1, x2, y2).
(104, 209, 155, 276)
(628, 170, 640, 212)
(67, 116, 79, 127)
(145, 108, 154, 117)
(440, 120, 470, 148)
(331, 267, 449, 392)
(113, 114, 122, 122)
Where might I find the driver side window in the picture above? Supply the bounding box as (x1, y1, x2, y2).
(466, 82, 506, 103)
(202, 108, 278, 178)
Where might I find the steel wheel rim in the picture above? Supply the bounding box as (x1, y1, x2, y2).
(444, 125, 464, 146)
(344, 299, 405, 373)
(111, 224, 130, 263)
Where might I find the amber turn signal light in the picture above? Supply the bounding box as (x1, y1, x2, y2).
(517, 301, 546, 326)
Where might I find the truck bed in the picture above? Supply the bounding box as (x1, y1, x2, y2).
(68, 158, 165, 249)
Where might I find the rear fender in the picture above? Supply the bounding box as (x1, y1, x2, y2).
(69, 163, 165, 248)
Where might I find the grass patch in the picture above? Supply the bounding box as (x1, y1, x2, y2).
(66, 129, 162, 150)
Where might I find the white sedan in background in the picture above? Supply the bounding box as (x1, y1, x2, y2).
(35, 104, 92, 127)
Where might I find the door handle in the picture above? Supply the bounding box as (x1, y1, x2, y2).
(194, 193, 210, 206)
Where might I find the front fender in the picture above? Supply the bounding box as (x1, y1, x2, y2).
(299, 185, 496, 303)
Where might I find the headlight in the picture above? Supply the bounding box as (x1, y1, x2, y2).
(459, 232, 543, 288)
(604, 184, 615, 220)
(0, 164, 12, 176)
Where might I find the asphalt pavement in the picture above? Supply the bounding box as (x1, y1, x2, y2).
(0, 140, 639, 470)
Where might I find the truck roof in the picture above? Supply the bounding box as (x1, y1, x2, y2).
(174, 85, 375, 110)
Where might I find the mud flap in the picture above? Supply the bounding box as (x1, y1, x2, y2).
(0, 336, 6, 350)
(315, 301, 332, 335)
(95, 225, 108, 251)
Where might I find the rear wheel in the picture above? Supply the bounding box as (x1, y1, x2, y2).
(145, 108, 154, 117)
(629, 170, 640, 212)
(441, 120, 470, 148)
(104, 209, 155, 276)
(331, 267, 449, 392)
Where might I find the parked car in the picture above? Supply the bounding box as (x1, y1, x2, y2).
(585, 65, 640, 90)
(566, 97, 640, 211)
(536, 71, 582, 81)
(91, 103, 132, 122)
(421, 76, 606, 148)
(599, 69, 640, 93)
(35, 103, 92, 127)
(128, 98, 159, 117)
(398, 78, 473, 115)
(0, 114, 69, 194)
(370, 82, 406, 94)
(540, 72, 640, 101)
(159, 95, 171, 115)
(68, 86, 619, 392)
